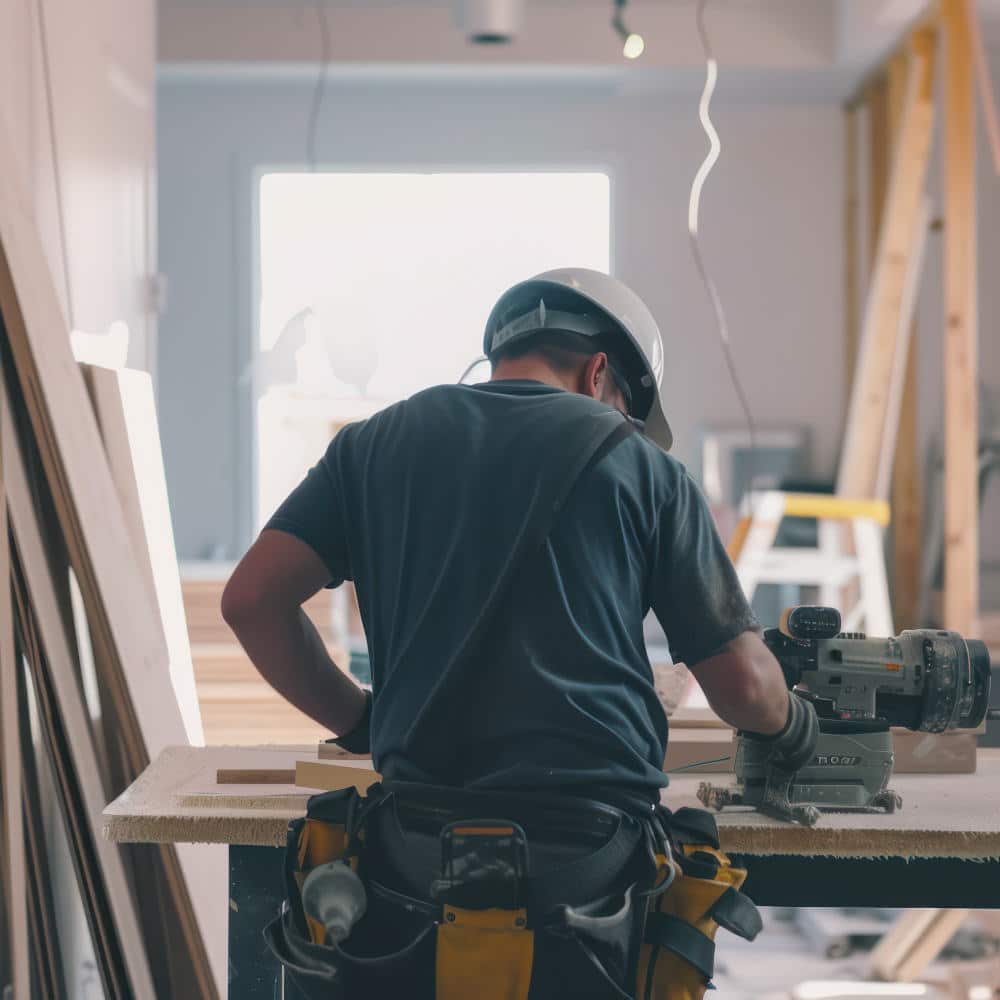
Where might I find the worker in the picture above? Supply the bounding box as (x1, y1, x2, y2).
(222, 268, 817, 998)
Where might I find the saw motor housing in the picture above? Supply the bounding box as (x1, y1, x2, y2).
(703, 606, 993, 820)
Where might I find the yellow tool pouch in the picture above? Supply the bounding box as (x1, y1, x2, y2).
(636, 807, 762, 1000)
(436, 906, 533, 1000)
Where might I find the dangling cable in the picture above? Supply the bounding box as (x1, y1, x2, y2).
(687, 0, 759, 490)
(306, 0, 333, 170)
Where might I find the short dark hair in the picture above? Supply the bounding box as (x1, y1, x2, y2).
(490, 330, 632, 409)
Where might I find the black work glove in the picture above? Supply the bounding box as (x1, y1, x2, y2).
(757, 691, 819, 772)
(327, 690, 373, 755)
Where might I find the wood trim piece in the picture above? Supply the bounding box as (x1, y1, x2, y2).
(942, 0, 980, 635)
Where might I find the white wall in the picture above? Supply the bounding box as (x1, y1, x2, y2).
(157, 72, 846, 560)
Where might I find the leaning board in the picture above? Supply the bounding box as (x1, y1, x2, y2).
(0, 122, 221, 997)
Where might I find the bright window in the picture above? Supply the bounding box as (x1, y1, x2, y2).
(255, 170, 611, 528)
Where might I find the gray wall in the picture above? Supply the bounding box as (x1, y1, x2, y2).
(158, 73, 846, 561)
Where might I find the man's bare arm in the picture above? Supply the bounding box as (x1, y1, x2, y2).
(221, 529, 367, 737)
(687, 630, 789, 735)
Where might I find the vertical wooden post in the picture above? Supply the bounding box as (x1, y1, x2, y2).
(0, 359, 29, 998)
(889, 37, 930, 630)
(844, 104, 858, 402)
(867, 74, 890, 303)
(844, 104, 860, 409)
(942, 0, 979, 634)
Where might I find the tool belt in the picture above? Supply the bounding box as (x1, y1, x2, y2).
(264, 782, 761, 999)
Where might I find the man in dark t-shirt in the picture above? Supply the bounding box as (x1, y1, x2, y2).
(223, 268, 802, 792)
(223, 269, 814, 992)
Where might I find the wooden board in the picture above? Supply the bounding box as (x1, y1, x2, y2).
(4, 386, 156, 999)
(295, 759, 381, 794)
(869, 908, 970, 982)
(20, 676, 68, 1000)
(217, 768, 297, 784)
(0, 356, 28, 1000)
(0, 122, 220, 998)
(83, 364, 203, 745)
(844, 103, 860, 406)
(942, 0, 980, 635)
(838, 34, 936, 502)
(105, 745, 1000, 860)
(887, 44, 926, 630)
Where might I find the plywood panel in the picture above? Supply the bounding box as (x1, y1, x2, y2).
(84, 364, 203, 744)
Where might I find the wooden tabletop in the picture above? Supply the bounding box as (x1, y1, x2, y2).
(102, 745, 1000, 859)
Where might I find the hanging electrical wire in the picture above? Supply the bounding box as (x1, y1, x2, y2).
(306, 0, 333, 170)
(687, 0, 759, 484)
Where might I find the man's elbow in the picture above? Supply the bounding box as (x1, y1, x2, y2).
(221, 575, 265, 629)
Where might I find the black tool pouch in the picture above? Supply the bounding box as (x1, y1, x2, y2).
(263, 785, 439, 1000)
(636, 807, 762, 1000)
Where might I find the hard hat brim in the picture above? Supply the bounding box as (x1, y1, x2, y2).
(643, 395, 673, 453)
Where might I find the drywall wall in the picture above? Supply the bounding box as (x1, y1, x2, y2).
(157, 73, 846, 559)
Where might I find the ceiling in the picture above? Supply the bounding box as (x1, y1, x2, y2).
(156, 0, 1000, 99)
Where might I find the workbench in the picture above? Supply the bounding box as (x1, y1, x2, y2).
(104, 746, 1000, 998)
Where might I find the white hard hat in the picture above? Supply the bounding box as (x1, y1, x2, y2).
(484, 268, 672, 451)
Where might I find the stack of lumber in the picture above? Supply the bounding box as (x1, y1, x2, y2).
(182, 572, 344, 745)
(0, 144, 221, 998)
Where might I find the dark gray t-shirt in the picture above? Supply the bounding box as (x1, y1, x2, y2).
(266, 380, 757, 800)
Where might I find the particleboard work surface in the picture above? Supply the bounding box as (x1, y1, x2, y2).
(104, 746, 1000, 859)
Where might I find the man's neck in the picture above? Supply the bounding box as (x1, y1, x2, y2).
(490, 359, 574, 394)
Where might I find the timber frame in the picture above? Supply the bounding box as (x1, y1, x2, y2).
(844, 0, 998, 635)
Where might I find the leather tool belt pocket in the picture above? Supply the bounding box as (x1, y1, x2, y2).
(636, 806, 762, 1000)
(265, 782, 673, 999)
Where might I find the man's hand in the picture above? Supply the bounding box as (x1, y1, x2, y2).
(221, 529, 368, 739)
(756, 691, 819, 771)
(687, 630, 790, 736)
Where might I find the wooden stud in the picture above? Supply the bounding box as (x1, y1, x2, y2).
(942, 0, 979, 634)
(844, 103, 860, 408)
(0, 348, 29, 1000)
(838, 36, 936, 502)
(888, 40, 929, 629)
